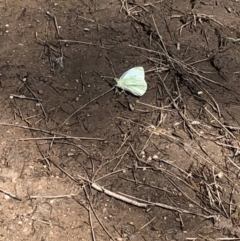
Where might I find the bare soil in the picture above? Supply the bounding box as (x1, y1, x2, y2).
(1, 0, 240, 240)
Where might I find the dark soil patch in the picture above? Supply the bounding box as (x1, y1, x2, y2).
(1, 0, 240, 240)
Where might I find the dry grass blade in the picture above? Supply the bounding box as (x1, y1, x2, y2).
(205, 107, 235, 139)
(171, 13, 223, 35)
(59, 88, 114, 128)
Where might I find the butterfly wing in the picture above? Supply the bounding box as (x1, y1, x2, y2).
(119, 67, 145, 80)
(118, 77, 147, 96)
(115, 67, 147, 96)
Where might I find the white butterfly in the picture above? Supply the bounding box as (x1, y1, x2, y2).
(114, 66, 147, 96)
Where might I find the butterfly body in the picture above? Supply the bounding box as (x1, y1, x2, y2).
(115, 67, 147, 96)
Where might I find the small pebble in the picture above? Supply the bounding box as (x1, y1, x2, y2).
(153, 154, 158, 160)
(217, 171, 224, 179)
(38, 90, 44, 94)
(147, 156, 152, 162)
(4, 194, 11, 200)
(176, 42, 180, 50)
(129, 103, 134, 111)
(191, 121, 200, 125)
(226, 7, 232, 13)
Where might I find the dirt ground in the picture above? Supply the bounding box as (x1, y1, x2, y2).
(1, 0, 240, 240)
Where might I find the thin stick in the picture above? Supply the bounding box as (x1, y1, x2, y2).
(36, 32, 60, 53)
(0, 123, 104, 141)
(122, 177, 174, 195)
(94, 169, 125, 182)
(92, 154, 123, 181)
(212, 167, 228, 217)
(92, 183, 214, 218)
(59, 87, 114, 128)
(152, 15, 173, 67)
(31, 218, 52, 226)
(159, 75, 200, 137)
(46, 11, 63, 58)
(216, 238, 240, 241)
(92, 183, 147, 208)
(89, 208, 96, 241)
(118, 191, 215, 219)
(84, 186, 114, 241)
(53, 140, 89, 156)
(0, 188, 21, 201)
(138, 217, 156, 231)
(30, 194, 78, 199)
(38, 145, 50, 166)
(17, 136, 102, 141)
(136, 100, 173, 111)
(83, 187, 96, 241)
(78, 15, 95, 23)
(49, 158, 89, 183)
(164, 175, 213, 215)
(113, 146, 130, 171)
(227, 157, 240, 171)
(178, 213, 184, 229)
(58, 39, 110, 49)
(10, 94, 40, 102)
(205, 107, 235, 139)
(115, 135, 130, 155)
(46, 11, 60, 38)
